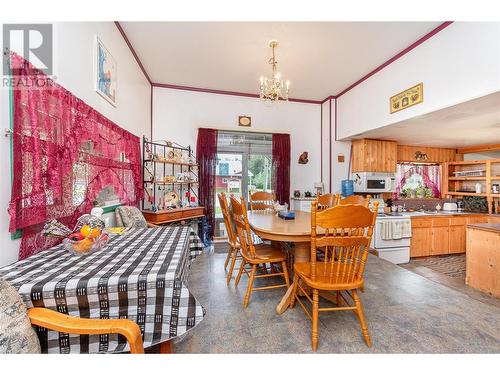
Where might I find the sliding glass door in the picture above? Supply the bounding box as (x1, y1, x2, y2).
(213, 131, 273, 238)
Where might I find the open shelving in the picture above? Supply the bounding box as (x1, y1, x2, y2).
(141, 136, 204, 223)
(443, 158, 500, 214)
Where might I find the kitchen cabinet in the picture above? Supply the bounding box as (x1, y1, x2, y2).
(410, 214, 492, 257)
(466, 223, 500, 298)
(410, 226, 432, 257)
(397, 145, 461, 163)
(291, 197, 315, 212)
(431, 226, 450, 255)
(449, 217, 467, 254)
(351, 139, 397, 173)
(449, 225, 466, 254)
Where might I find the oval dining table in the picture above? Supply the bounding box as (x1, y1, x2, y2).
(247, 210, 314, 314)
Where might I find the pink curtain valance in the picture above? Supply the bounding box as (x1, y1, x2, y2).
(393, 164, 441, 199)
(8, 53, 143, 259)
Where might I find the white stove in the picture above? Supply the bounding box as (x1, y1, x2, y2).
(371, 213, 411, 264)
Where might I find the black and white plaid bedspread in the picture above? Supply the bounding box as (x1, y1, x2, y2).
(0, 226, 206, 353)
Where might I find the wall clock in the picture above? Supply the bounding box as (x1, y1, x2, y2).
(238, 116, 251, 127)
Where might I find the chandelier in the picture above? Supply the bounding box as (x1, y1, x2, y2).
(259, 40, 290, 102)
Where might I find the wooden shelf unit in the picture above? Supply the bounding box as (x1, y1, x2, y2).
(142, 137, 202, 221)
(444, 158, 500, 214)
(142, 206, 205, 225)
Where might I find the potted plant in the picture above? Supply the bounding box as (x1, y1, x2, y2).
(415, 183, 426, 199)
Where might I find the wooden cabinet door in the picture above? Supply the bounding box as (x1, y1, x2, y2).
(410, 227, 432, 257)
(449, 225, 466, 254)
(351, 139, 397, 173)
(431, 226, 450, 255)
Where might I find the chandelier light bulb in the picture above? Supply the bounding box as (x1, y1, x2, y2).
(258, 40, 290, 102)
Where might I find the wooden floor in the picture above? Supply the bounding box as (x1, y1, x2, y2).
(170, 248, 500, 353)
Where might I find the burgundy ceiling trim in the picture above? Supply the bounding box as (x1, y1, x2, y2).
(114, 21, 152, 85)
(320, 104, 323, 182)
(321, 95, 336, 104)
(329, 98, 332, 193)
(333, 21, 454, 99)
(152, 82, 322, 104)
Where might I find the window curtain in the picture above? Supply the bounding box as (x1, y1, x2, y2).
(196, 128, 218, 239)
(393, 163, 441, 199)
(8, 53, 143, 260)
(272, 133, 291, 206)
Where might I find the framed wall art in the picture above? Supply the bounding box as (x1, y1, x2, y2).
(95, 36, 117, 106)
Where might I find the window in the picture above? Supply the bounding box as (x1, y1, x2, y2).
(394, 163, 441, 199)
(214, 131, 273, 238)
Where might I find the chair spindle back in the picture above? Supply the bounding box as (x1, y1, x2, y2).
(230, 195, 256, 260)
(334, 193, 372, 207)
(317, 193, 336, 209)
(217, 192, 237, 246)
(249, 191, 275, 212)
(310, 201, 378, 286)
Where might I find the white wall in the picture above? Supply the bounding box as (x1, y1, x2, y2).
(0, 22, 151, 267)
(321, 99, 352, 194)
(337, 22, 500, 139)
(153, 87, 321, 196)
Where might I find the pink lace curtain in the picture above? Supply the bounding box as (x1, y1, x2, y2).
(393, 163, 441, 199)
(8, 53, 143, 259)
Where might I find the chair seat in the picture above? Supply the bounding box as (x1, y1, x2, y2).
(243, 244, 287, 263)
(294, 262, 364, 291)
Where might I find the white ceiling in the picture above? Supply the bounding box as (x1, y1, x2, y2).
(120, 22, 441, 100)
(355, 92, 500, 148)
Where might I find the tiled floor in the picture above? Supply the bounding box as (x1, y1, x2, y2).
(401, 257, 500, 309)
(172, 250, 500, 353)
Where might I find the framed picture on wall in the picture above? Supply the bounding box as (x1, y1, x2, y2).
(94, 36, 117, 106)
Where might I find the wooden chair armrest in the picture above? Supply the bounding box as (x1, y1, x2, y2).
(147, 222, 160, 228)
(28, 308, 144, 354)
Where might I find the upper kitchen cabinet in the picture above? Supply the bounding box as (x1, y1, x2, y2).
(351, 139, 397, 173)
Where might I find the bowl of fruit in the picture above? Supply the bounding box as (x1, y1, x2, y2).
(63, 214, 109, 255)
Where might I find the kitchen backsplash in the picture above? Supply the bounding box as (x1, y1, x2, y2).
(462, 196, 489, 213)
(391, 198, 454, 211)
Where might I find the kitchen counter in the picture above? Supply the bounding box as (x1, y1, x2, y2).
(466, 223, 500, 234)
(290, 196, 316, 201)
(466, 223, 500, 297)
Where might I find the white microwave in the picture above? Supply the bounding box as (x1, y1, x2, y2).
(351, 172, 396, 193)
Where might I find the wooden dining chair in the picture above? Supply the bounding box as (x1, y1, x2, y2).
(28, 308, 145, 354)
(217, 192, 242, 285)
(334, 193, 372, 207)
(290, 201, 378, 351)
(230, 195, 290, 308)
(317, 193, 335, 209)
(249, 191, 275, 212)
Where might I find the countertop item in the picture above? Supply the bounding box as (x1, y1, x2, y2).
(442, 202, 458, 211)
(290, 196, 316, 201)
(466, 223, 500, 234)
(0, 226, 205, 353)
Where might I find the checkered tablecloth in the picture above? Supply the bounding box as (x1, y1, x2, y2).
(0, 226, 206, 354)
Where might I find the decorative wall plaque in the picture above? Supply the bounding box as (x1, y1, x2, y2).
(390, 83, 423, 114)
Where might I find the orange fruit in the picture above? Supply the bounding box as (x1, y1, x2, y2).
(80, 225, 102, 239)
(80, 225, 91, 237)
(73, 237, 95, 253)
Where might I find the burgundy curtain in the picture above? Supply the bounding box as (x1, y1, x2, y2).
(272, 133, 291, 206)
(8, 53, 143, 259)
(196, 128, 218, 239)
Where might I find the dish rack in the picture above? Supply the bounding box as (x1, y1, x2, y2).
(452, 169, 486, 177)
